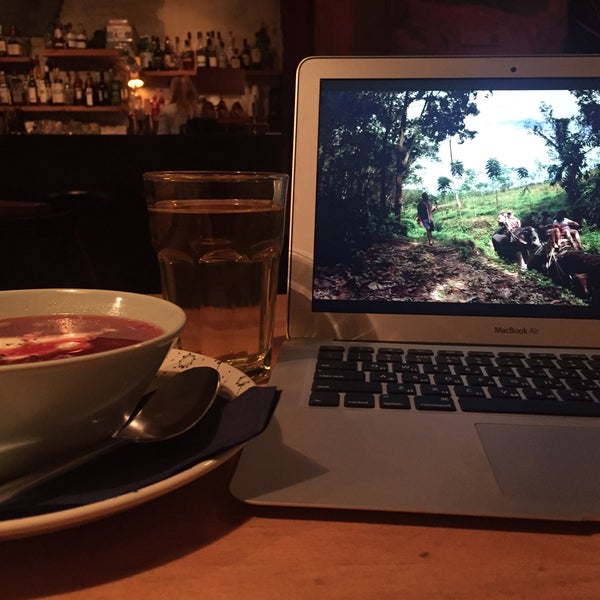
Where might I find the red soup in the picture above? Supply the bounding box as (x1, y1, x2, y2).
(0, 315, 164, 365)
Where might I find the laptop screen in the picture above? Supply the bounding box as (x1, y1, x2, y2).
(313, 76, 600, 321)
(289, 56, 600, 347)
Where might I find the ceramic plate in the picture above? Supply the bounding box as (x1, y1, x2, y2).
(0, 349, 255, 540)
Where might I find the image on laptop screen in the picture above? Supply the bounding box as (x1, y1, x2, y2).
(312, 77, 600, 322)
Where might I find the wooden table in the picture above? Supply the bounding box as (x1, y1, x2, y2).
(1, 296, 600, 599)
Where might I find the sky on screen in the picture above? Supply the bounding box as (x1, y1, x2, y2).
(410, 89, 598, 194)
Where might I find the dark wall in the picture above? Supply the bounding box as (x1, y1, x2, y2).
(0, 133, 290, 293)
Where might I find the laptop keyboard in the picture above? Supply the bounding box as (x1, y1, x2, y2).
(309, 345, 600, 417)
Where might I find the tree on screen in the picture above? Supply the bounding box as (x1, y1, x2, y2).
(317, 89, 479, 261)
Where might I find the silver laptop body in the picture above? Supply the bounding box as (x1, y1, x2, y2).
(231, 55, 600, 520)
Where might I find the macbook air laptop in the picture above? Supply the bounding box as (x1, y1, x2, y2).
(231, 55, 600, 520)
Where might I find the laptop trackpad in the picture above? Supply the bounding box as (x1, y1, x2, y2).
(476, 423, 600, 510)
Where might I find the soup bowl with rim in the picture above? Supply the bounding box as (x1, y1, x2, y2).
(0, 288, 186, 486)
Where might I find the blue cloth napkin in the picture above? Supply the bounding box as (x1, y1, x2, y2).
(0, 386, 280, 517)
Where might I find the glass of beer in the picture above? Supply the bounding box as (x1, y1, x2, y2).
(144, 171, 288, 382)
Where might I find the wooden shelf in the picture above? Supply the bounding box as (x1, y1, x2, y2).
(0, 56, 34, 64)
(42, 49, 122, 71)
(0, 105, 125, 113)
(42, 49, 121, 59)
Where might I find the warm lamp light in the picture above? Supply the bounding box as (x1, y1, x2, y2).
(127, 78, 144, 91)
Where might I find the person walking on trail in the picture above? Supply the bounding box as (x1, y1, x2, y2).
(417, 192, 436, 246)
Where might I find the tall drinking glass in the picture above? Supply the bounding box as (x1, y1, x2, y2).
(144, 171, 288, 382)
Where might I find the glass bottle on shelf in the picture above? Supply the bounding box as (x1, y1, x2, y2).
(75, 23, 87, 49)
(217, 34, 228, 69)
(240, 39, 251, 69)
(0, 71, 12, 105)
(152, 36, 164, 71)
(65, 23, 77, 49)
(139, 35, 153, 70)
(195, 31, 206, 68)
(7, 25, 23, 57)
(163, 36, 175, 70)
(53, 22, 66, 49)
(0, 26, 7, 57)
(73, 71, 83, 105)
(230, 48, 241, 69)
(206, 32, 217, 68)
(51, 68, 65, 105)
(27, 70, 38, 104)
(182, 33, 194, 70)
(250, 33, 262, 70)
(96, 70, 108, 105)
(108, 69, 122, 106)
(41, 65, 52, 104)
(63, 72, 74, 105)
(84, 72, 94, 107)
(174, 36, 183, 69)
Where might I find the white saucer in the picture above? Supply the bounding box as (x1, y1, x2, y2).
(0, 349, 255, 540)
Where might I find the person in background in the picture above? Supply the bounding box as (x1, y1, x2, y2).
(157, 76, 200, 134)
(417, 192, 436, 246)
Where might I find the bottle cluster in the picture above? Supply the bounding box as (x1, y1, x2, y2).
(139, 24, 274, 72)
(0, 68, 126, 107)
(47, 21, 89, 50)
(0, 24, 31, 57)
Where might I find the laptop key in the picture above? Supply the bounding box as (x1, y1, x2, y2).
(421, 384, 451, 397)
(316, 360, 358, 371)
(309, 392, 340, 407)
(380, 394, 411, 409)
(489, 387, 522, 400)
(458, 396, 600, 417)
(522, 388, 558, 401)
(387, 382, 417, 395)
(312, 381, 383, 394)
(414, 396, 456, 411)
(454, 384, 486, 398)
(345, 394, 375, 408)
(314, 370, 365, 381)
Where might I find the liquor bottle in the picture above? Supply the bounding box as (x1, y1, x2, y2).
(139, 35, 153, 70)
(41, 65, 52, 104)
(230, 47, 241, 69)
(75, 23, 87, 49)
(97, 70, 109, 105)
(0, 25, 7, 57)
(0, 71, 11, 105)
(250, 32, 262, 70)
(182, 33, 194, 70)
(63, 71, 74, 105)
(51, 68, 65, 105)
(7, 25, 23, 57)
(73, 71, 83, 105)
(174, 35, 182, 69)
(152, 36, 164, 71)
(108, 68, 122, 106)
(64, 23, 77, 49)
(163, 36, 176, 70)
(84, 72, 94, 107)
(27, 70, 38, 104)
(206, 33, 217, 68)
(53, 21, 66, 49)
(195, 32, 206, 68)
(240, 38, 251, 69)
(226, 31, 236, 66)
(216, 33, 228, 69)
(36, 64, 49, 104)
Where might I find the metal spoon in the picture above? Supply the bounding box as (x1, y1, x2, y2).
(0, 366, 220, 502)
(116, 366, 220, 442)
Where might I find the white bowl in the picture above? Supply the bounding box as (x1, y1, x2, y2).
(0, 289, 185, 484)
